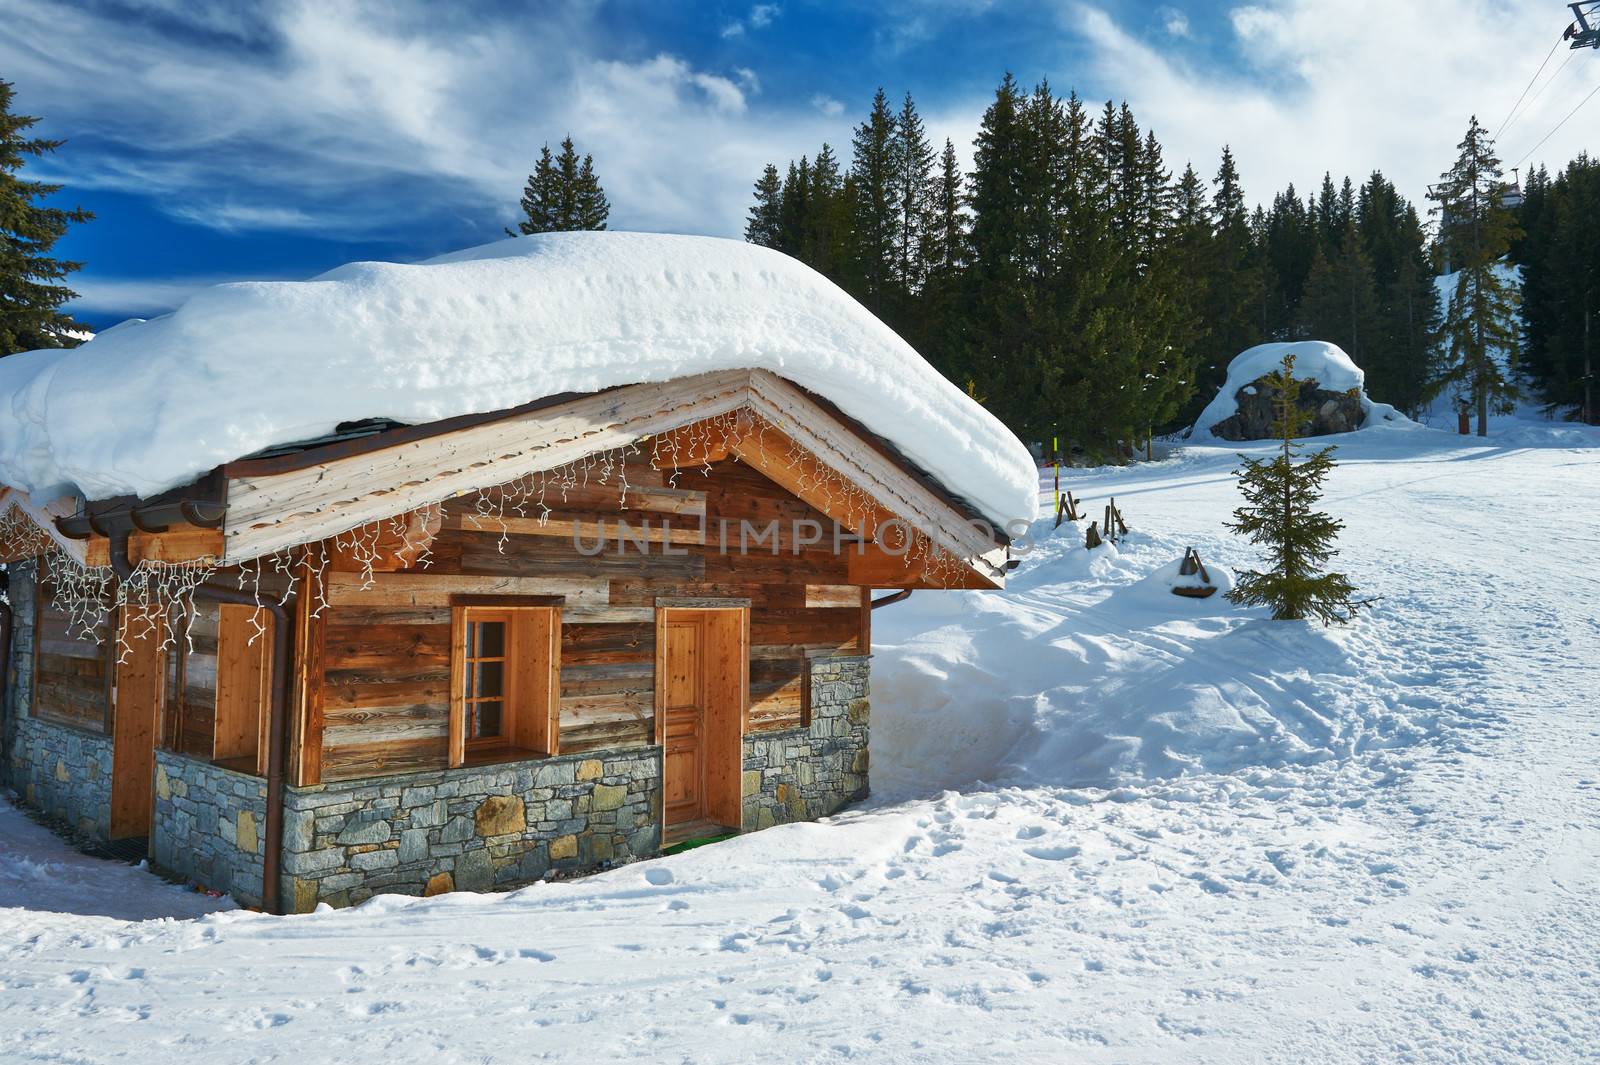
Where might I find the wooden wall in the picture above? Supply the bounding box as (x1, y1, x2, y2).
(305, 459, 870, 784)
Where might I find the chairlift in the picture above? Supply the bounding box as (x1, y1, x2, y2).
(1501, 168, 1524, 209)
(1568, 2, 1600, 50)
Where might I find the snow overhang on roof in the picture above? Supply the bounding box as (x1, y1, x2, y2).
(0, 232, 1039, 532)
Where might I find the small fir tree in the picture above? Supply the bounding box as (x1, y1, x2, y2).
(511, 135, 609, 235)
(1, 79, 92, 356)
(1225, 354, 1365, 624)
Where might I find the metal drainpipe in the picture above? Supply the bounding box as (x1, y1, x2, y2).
(0, 570, 12, 781)
(109, 528, 294, 915)
(870, 589, 913, 610)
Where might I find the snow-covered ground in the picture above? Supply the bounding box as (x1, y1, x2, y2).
(3, 410, 1598, 1063)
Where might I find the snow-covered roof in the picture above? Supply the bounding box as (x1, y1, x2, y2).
(1192, 341, 1367, 438)
(0, 232, 1038, 527)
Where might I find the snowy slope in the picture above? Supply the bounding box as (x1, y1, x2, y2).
(0, 233, 1037, 527)
(3, 414, 1598, 1063)
(1192, 340, 1410, 439)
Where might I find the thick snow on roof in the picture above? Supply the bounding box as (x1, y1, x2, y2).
(1193, 340, 1375, 438)
(0, 233, 1037, 527)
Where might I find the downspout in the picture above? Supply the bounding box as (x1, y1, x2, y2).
(871, 589, 913, 610)
(0, 569, 12, 784)
(109, 529, 294, 915)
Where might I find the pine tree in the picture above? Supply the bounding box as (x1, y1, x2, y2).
(0, 79, 92, 356)
(965, 74, 1031, 429)
(512, 135, 610, 235)
(1262, 185, 1319, 338)
(745, 163, 783, 248)
(888, 92, 936, 300)
(926, 139, 966, 278)
(1225, 354, 1365, 624)
(1354, 171, 1439, 415)
(1516, 154, 1599, 422)
(848, 89, 899, 312)
(802, 143, 847, 278)
(777, 157, 810, 255)
(1196, 146, 1263, 402)
(919, 138, 969, 384)
(1428, 116, 1521, 435)
(1299, 217, 1382, 367)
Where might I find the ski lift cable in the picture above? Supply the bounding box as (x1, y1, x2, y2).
(1494, 33, 1564, 141)
(1511, 76, 1600, 169)
(1498, 48, 1580, 143)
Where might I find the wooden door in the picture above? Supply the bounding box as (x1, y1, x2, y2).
(111, 606, 166, 840)
(661, 614, 706, 828)
(657, 608, 749, 833)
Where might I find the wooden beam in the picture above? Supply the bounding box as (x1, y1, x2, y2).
(219, 369, 1007, 588)
(745, 371, 1006, 584)
(324, 572, 608, 609)
(83, 527, 226, 568)
(223, 370, 754, 562)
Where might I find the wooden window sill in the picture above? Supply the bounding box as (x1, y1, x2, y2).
(460, 745, 550, 769)
(212, 755, 265, 776)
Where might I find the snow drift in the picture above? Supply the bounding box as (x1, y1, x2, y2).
(1192, 341, 1408, 440)
(0, 232, 1037, 527)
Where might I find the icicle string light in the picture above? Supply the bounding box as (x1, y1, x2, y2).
(3, 408, 979, 654)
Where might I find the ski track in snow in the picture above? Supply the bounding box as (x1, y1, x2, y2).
(2, 416, 1598, 1063)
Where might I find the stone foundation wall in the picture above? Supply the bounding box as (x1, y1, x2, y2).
(150, 752, 268, 907)
(9, 716, 115, 841)
(279, 747, 661, 911)
(742, 655, 869, 830)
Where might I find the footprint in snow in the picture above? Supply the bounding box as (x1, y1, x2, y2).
(1023, 844, 1081, 861)
(1015, 826, 1046, 840)
(644, 867, 673, 886)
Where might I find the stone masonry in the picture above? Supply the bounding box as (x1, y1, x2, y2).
(150, 751, 268, 907)
(9, 714, 114, 841)
(279, 747, 661, 912)
(742, 655, 870, 830)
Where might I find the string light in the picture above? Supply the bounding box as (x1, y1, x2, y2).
(0, 408, 977, 656)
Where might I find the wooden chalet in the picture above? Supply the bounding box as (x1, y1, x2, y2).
(1, 367, 1012, 912)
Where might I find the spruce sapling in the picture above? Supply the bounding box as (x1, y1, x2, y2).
(1225, 353, 1366, 624)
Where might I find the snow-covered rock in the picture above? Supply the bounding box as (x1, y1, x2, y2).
(1193, 340, 1408, 440)
(0, 232, 1038, 527)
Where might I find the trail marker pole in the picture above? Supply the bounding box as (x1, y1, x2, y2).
(1053, 436, 1060, 512)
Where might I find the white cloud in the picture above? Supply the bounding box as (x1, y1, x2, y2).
(1158, 6, 1191, 39)
(167, 202, 323, 232)
(811, 94, 846, 118)
(1066, 1, 1599, 208)
(0, 0, 830, 239)
(721, 3, 780, 39)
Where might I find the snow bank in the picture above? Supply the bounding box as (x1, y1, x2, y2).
(0, 233, 1037, 527)
(1192, 340, 1408, 439)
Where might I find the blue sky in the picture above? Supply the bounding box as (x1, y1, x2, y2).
(2, 0, 1593, 328)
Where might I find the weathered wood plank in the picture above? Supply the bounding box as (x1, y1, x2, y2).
(324, 571, 607, 608)
(561, 622, 655, 665)
(224, 370, 755, 561)
(321, 737, 449, 782)
(805, 584, 859, 608)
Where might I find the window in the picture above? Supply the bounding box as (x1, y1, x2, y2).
(449, 604, 560, 766)
(32, 587, 112, 734)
